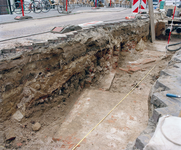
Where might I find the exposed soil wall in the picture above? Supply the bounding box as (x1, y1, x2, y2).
(0, 19, 149, 123)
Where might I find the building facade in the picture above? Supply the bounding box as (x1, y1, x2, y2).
(0, 0, 9, 14)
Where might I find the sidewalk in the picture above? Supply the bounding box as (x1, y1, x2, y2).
(0, 7, 128, 24)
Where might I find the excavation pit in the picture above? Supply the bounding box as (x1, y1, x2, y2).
(0, 19, 180, 149)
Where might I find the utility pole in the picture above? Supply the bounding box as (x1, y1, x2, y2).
(130, 0, 132, 8)
(7, 0, 12, 14)
(148, 0, 155, 42)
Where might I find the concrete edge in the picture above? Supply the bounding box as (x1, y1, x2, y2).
(0, 17, 150, 60)
(132, 50, 181, 150)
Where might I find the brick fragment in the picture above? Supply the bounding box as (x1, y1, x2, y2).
(129, 115, 134, 120)
(141, 59, 156, 65)
(16, 142, 23, 147)
(128, 66, 141, 72)
(119, 67, 129, 72)
(112, 62, 118, 69)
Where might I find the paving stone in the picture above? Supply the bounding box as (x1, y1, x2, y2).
(32, 122, 41, 131)
(160, 68, 181, 77)
(48, 38, 59, 43)
(152, 106, 180, 124)
(5, 128, 16, 141)
(99, 70, 116, 91)
(124, 141, 136, 150)
(60, 25, 82, 33)
(134, 132, 154, 150)
(134, 119, 156, 149)
(154, 77, 170, 91)
(173, 63, 181, 68)
(134, 50, 181, 150)
(33, 41, 48, 46)
(65, 32, 74, 38)
(154, 76, 181, 91)
(151, 92, 175, 108)
(72, 31, 78, 35)
(57, 35, 67, 41)
(51, 27, 64, 33)
(0, 131, 4, 144)
(172, 54, 181, 63)
(12, 110, 24, 122)
(14, 16, 32, 20)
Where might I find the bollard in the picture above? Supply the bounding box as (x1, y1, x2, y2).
(20, 0, 24, 16)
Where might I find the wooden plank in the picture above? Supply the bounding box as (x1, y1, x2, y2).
(100, 70, 116, 91)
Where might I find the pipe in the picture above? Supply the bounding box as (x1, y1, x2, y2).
(168, 5, 176, 44)
(176, 27, 181, 33)
(165, 27, 175, 35)
(166, 42, 181, 51)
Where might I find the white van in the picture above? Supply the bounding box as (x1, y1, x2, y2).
(163, 0, 180, 6)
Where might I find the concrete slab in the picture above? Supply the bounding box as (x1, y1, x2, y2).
(78, 21, 104, 28)
(99, 70, 116, 91)
(12, 110, 24, 122)
(53, 89, 148, 150)
(14, 16, 32, 20)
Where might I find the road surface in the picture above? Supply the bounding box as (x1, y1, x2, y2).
(0, 8, 132, 41)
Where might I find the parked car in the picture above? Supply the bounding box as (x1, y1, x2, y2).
(153, 0, 158, 5)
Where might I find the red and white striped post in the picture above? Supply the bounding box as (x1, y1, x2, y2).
(14, 0, 32, 20)
(110, 0, 111, 6)
(66, 0, 68, 11)
(168, 5, 176, 44)
(20, 0, 24, 16)
(132, 0, 140, 14)
(141, 0, 146, 11)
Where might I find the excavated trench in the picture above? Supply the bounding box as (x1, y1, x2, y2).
(0, 19, 149, 121)
(0, 18, 173, 149)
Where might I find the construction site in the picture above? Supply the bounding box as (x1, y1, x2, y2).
(0, 0, 181, 149)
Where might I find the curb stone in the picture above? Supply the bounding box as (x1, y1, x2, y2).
(131, 50, 181, 150)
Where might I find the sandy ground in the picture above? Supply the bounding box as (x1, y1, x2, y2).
(1, 38, 181, 150)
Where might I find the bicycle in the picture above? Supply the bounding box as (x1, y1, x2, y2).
(57, 0, 75, 13)
(12, 0, 42, 14)
(41, 0, 51, 13)
(40, 0, 75, 13)
(30, 0, 43, 13)
(13, 1, 31, 14)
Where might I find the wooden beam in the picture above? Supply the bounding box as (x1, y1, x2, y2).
(148, 0, 155, 42)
